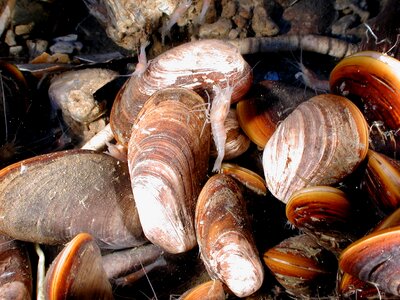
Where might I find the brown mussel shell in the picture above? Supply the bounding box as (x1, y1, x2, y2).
(220, 162, 267, 196)
(339, 226, 400, 296)
(0, 234, 32, 299)
(262, 94, 369, 203)
(179, 279, 226, 300)
(128, 87, 210, 254)
(330, 51, 400, 157)
(195, 174, 264, 298)
(45, 232, 113, 300)
(263, 233, 337, 298)
(236, 80, 313, 148)
(0, 149, 145, 249)
(286, 186, 355, 255)
(362, 149, 400, 214)
(111, 39, 252, 146)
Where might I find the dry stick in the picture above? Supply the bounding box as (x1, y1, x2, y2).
(228, 34, 359, 58)
(81, 123, 114, 151)
(35, 243, 45, 300)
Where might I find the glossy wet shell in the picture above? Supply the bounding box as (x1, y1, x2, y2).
(262, 94, 369, 203)
(286, 186, 354, 255)
(330, 51, 400, 157)
(128, 87, 210, 254)
(45, 233, 113, 300)
(263, 234, 336, 297)
(195, 174, 264, 298)
(363, 150, 400, 214)
(339, 226, 400, 296)
(0, 149, 145, 249)
(111, 39, 252, 146)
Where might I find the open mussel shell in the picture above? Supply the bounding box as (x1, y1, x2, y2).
(330, 51, 400, 157)
(286, 186, 355, 255)
(128, 87, 210, 254)
(362, 149, 400, 214)
(195, 174, 264, 298)
(339, 225, 400, 296)
(45, 232, 113, 300)
(236, 80, 313, 148)
(111, 39, 252, 146)
(179, 280, 226, 300)
(0, 149, 145, 249)
(263, 234, 337, 298)
(263, 94, 369, 204)
(0, 234, 32, 299)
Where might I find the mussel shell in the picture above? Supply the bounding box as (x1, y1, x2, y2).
(220, 162, 267, 196)
(263, 234, 336, 297)
(330, 51, 400, 157)
(128, 87, 210, 254)
(339, 226, 400, 296)
(45, 233, 113, 300)
(362, 149, 400, 214)
(111, 39, 252, 146)
(0, 235, 32, 299)
(195, 174, 264, 298)
(286, 186, 354, 255)
(0, 149, 145, 249)
(262, 94, 369, 203)
(236, 80, 313, 148)
(179, 280, 226, 300)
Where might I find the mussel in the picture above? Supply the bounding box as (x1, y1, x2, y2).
(111, 39, 252, 146)
(128, 87, 210, 254)
(330, 51, 400, 157)
(0, 149, 145, 249)
(195, 173, 264, 298)
(262, 94, 369, 203)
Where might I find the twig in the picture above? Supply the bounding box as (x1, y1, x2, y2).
(35, 243, 45, 300)
(228, 34, 359, 58)
(81, 123, 114, 151)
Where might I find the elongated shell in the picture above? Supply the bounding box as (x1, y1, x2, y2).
(330, 51, 400, 157)
(128, 88, 210, 254)
(45, 233, 113, 300)
(195, 174, 264, 298)
(263, 94, 369, 203)
(111, 39, 252, 146)
(0, 150, 145, 249)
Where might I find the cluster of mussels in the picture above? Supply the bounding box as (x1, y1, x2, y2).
(0, 35, 400, 300)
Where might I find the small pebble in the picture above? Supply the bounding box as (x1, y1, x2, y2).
(4, 29, 16, 46)
(14, 22, 34, 35)
(9, 45, 23, 56)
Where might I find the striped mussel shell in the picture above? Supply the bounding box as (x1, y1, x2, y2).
(128, 87, 210, 254)
(262, 94, 369, 203)
(330, 51, 400, 157)
(195, 173, 264, 298)
(286, 186, 355, 255)
(263, 233, 337, 298)
(111, 39, 252, 146)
